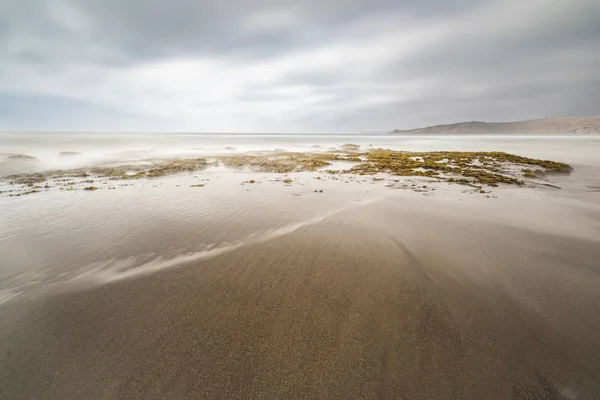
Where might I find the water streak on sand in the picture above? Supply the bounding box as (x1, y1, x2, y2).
(0, 289, 21, 306)
(71, 196, 386, 285)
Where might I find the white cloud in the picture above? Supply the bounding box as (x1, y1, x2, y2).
(0, 0, 598, 131)
(44, 0, 92, 34)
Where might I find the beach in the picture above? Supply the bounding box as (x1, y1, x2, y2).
(1, 133, 600, 399)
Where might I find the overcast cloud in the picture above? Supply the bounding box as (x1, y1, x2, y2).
(1, 0, 598, 132)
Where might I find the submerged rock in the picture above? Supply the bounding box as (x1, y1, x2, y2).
(58, 151, 82, 157)
(0, 154, 40, 176)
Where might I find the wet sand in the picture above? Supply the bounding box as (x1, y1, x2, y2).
(1, 172, 600, 399)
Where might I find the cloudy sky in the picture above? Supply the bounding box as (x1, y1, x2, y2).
(1, 0, 598, 132)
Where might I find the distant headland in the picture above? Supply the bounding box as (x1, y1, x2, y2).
(392, 117, 600, 134)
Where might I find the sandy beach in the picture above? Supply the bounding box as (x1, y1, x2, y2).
(4, 0, 599, 395)
(1, 135, 600, 399)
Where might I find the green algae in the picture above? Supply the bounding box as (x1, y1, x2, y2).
(342, 150, 571, 187)
(1, 150, 572, 197)
(218, 152, 359, 173)
(4, 158, 209, 186)
(522, 168, 540, 178)
(93, 158, 209, 180)
(218, 149, 572, 187)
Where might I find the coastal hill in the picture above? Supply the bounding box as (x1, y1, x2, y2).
(392, 117, 600, 134)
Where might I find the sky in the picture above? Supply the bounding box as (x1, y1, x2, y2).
(1, 0, 599, 132)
